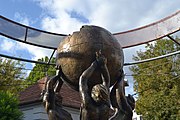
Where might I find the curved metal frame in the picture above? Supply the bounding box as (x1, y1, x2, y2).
(114, 10, 180, 48)
(0, 53, 55, 65)
(124, 50, 180, 66)
(0, 15, 67, 49)
(0, 11, 180, 66)
(0, 10, 179, 49)
(1, 50, 179, 66)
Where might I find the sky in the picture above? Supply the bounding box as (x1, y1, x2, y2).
(0, 0, 180, 95)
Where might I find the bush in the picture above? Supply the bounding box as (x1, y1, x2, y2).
(0, 91, 23, 120)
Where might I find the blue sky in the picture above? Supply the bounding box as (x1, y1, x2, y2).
(0, 0, 179, 95)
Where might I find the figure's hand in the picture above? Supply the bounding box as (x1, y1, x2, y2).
(96, 50, 107, 66)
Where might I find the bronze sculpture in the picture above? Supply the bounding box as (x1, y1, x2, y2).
(42, 75, 73, 120)
(41, 25, 134, 120)
(110, 71, 135, 120)
(56, 25, 124, 91)
(79, 51, 111, 120)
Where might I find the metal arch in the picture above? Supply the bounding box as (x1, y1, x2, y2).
(124, 50, 180, 66)
(1, 10, 180, 49)
(167, 35, 180, 46)
(48, 49, 56, 65)
(0, 50, 179, 66)
(0, 15, 67, 49)
(0, 53, 55, 65)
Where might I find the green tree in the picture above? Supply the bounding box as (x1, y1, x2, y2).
(26, 56, 56, 83)
(0, 91, 23, 120)
(130, 38, 180, 119)
(0, 58, 26, 94)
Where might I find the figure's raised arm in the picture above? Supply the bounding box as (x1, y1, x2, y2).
(116, 71, 134, 114)
(96, 50, 110, 88)
(79, 60, 98, 106)
(110, 70, 124, 109)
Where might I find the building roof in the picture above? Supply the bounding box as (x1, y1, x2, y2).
(19, 77, 81, 109)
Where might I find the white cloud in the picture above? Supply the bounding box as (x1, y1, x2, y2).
(17, 42, 53, 61)
(35, 0, 180, 34)
(0, 37, 52, 62)
(0, 37, 28, 53)
(14, 12, 30, 26)
(0, 38, 15, 52)
(137, 1, 180, 27)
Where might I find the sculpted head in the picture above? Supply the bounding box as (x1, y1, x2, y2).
(91, 84, 109, 105)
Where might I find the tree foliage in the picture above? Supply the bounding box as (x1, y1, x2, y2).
(0, 58, 26, 94)
(130, 38, 180, 119)
(0, 91, 23, 120)
(26, 56, 56, 83)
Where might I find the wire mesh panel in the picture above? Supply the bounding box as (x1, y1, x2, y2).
(27, 28, 66, 48)
(0, 17, 26, 41)
(113, 10, 180, 48)
(0, 16, 67, 49)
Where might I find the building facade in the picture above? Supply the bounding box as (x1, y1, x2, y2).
(19, 77, 140, 120)
(19, 77, 81, 120)
(20, 102, 80, 120)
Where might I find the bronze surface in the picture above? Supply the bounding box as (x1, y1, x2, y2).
(57, 25, 124, 90)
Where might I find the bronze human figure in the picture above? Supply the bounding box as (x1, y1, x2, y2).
(110, 71, 135, 120)
(79, 51, 111, 120)
(42, 73, 73, 120)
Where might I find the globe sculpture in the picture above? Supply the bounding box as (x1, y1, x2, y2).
(56, 25, 124, 90)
